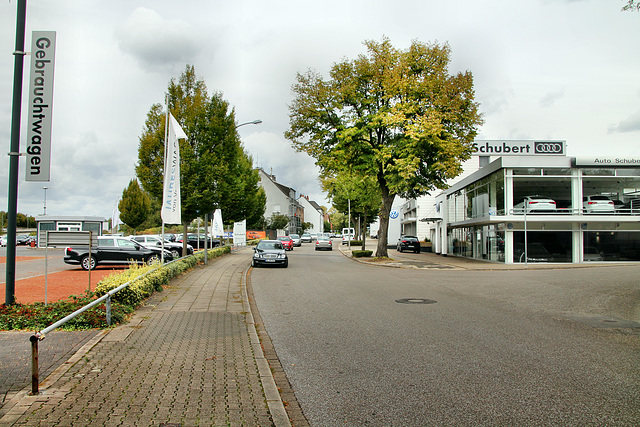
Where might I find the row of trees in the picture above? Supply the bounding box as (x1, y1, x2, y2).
(118, 66, 267, 244)
(0, 212, 35, 230)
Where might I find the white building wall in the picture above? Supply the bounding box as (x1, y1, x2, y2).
(258, 169, 293, 220)
(411, 157, 482, 241)
(298, 197, 324, 234)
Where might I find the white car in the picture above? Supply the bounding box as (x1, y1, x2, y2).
(583, 195, 615, 213)
(129, 235, 193, 259)
(514, 195, 556, 213)
(0, 235, 6, 247)
(289, 234, 302, 247)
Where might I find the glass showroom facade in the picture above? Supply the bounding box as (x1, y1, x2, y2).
(432, 156, 640, 263)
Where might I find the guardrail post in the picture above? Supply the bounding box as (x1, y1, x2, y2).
(106, 295, 112, 326)
(30, 335, 40, 394)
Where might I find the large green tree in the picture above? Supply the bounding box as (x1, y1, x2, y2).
(322, 171, 381, 250)
(118, 179, 151, 232)
(286, 38, 483, 257)
(136, 65, 265, 251)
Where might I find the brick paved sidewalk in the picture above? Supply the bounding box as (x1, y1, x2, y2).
(0, 248, 291, 426)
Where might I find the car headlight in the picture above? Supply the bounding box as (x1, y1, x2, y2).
(277, 253, 286, 259)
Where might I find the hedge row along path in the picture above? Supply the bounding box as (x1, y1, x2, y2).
(0, 256, 125, 304)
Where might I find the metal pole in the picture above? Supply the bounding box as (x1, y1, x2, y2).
(30, 334, 40, 394)
(524, 207, 528, 267)
(348, 198, 351, 250)
(88, 231, 92, 292)
(204, 213, 208, 265)
(45, 237, 48, 306)
(106, 296, 111, 326)
(5, 0, 27, 306)
(42, 186, 48, 215)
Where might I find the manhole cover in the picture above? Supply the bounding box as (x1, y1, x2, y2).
(395, 298, 437, 304)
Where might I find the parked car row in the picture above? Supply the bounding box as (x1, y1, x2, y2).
(130, 235, 193, 259)
(512, 194, 637, 214)
(64, 236, 174, 270)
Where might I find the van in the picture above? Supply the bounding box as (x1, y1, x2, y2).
(341, 228, 355, 245)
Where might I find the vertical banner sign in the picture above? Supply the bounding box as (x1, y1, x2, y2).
(26, 31, 56, 182)
(211, 209, 224, 237)
(161, 113, 187, 224)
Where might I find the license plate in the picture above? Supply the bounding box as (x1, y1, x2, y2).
(266, 259, 275, 262)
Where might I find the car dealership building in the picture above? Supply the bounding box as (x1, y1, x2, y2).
(425, 140, 640, 264)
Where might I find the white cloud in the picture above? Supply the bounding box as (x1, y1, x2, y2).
(115, 7, 204, 72)
(539, 89, 566, 108)
(608, 110, 640, 134)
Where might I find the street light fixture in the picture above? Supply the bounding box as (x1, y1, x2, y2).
(42, 186, 48, 215)
(236, 119, 262, 129)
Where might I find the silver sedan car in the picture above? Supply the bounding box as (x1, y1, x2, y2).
(315, 236, 332, 251)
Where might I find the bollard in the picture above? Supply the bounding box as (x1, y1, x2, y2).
(106, 295, 112, 326)
(30, 335, 40, 394)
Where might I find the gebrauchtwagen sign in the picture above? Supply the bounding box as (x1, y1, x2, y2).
(471, 140, 565, 156)
(26, 31, 56, 182)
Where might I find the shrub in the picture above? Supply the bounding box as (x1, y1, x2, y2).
(0, 292, 132, 331)
(352, 250, 373, 258)
(1, 245, 232, 331)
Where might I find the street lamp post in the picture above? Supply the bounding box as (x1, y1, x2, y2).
(42, 186, 48, 215)
(236, 119, 262, 129)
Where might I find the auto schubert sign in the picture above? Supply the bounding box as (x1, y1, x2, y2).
(471, 140, 565, 156)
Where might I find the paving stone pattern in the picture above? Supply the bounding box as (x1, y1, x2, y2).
(6, 250, 276, 426)
(0, 330, 98, 410)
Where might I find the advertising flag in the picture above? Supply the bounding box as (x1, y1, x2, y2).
(161, 114, 187, 224)
(211, 209, 224, 237)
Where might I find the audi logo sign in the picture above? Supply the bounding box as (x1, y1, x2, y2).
(535, 141, 564, 154)
(472, 140, 565, 156)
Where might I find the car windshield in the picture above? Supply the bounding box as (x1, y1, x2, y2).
(290, 234, 300, 239)
(257, 241, 283, 250)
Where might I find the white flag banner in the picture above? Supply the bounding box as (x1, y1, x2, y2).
(161, 113, 187, 224)
(233, 220, 247, 246)
(211, 209, 224, 237)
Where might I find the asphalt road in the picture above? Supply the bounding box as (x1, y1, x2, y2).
(0, 247, 71, 283)
(250, 240, 640, 426)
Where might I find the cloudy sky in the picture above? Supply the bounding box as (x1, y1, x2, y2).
(1, 0, 639, 221)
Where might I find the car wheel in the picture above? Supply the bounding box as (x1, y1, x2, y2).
(147, 254, 161, 265)
(282, 260, 288, 268)
(80, 255, 96, 271)
(170, 249, 181, 259)
(397, 246, 402, 252)
(415, 249, 420, 254)
(251, 259, 257, 267)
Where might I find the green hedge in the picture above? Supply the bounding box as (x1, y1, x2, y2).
(95, 245, 231, 308)
(352, 250, 373, 258)
(0, 246, 232, 331)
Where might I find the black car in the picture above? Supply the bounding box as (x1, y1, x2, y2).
(397, 236, 421, 253)
(16, 234, 33, 245)
(251, 240, 288, 268)
(179, 233, 221, 249)
(64, 236, 173, 270)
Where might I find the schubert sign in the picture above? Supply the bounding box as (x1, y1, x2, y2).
(26, 31, 56, 182)
(471, 140, 565, 156)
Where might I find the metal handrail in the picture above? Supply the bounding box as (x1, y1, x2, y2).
(27, 248, 205, 395)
